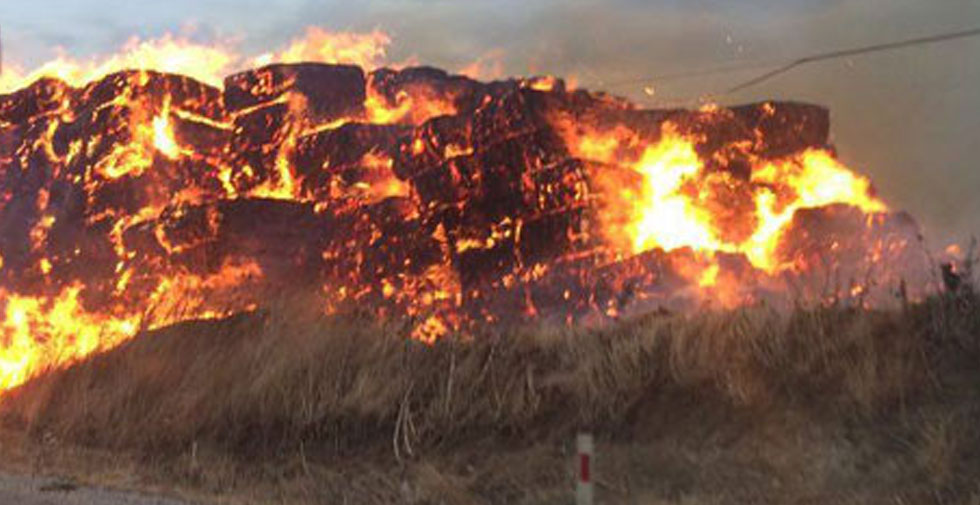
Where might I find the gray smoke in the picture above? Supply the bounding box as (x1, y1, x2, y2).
(1, 0, 977, 247)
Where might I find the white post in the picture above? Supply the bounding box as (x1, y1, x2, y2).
(576, 432, 594, 505)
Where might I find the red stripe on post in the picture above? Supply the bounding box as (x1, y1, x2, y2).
(580, 453, 590, 483)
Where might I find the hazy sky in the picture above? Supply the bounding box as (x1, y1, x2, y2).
(1, 0, 978, 248)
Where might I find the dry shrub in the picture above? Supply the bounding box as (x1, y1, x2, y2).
(3, 298, 965, 454)
(0, 284, 978, 503)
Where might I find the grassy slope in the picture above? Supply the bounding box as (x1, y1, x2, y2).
(1, 290, 979, 504)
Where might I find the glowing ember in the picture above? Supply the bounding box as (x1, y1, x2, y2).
(364, 85, 457, 125)
(0, 32, 934, 394)
(357, 152, 412, 202)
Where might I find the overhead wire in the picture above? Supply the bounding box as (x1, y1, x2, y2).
(727, 26, 980, 93)
(600, 26, 980, 99)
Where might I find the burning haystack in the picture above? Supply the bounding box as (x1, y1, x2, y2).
(0, 62, 928, 390)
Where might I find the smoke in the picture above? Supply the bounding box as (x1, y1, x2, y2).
(0, 0, 978, 246)
(324, 0, 980, 249)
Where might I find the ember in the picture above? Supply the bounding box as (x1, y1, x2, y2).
(0, 39, 932, 392)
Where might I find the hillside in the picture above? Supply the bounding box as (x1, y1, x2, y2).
(1, 284, 978, 504)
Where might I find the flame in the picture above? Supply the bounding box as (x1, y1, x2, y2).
(411, 315, 449, 344)
(356, 152, 412, 202)
(625, 128, 713, 253)
(1, 285, 140, 391)
(29, 215, 56, 252)
(250, 149, 300, 200)
(575, 122, 886, 274)
(743, 149, 886, 270)
(0, 35, 237, 92)
(699, 263, 720, 287)
(458, 49, 506, 80)
(142, 258, 263, 323)
(525, 76, 561, 92)
(152, 101, 181, 160)
(91, 95, 187, 182)
(0, 29, 914, 393)
(255, 28, 391, 70)
(364, 85, 457, 125)
(1, 28, 393, 94)
(249, 93, 306, 200)
(0, 257, 263, 392)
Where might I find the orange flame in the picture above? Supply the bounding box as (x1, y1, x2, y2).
(575, 122, 886, 274)
(458, 49, 506, 80)
(0, 257, 263, 392)
(364, 85, 457, 125)
(249, 93, 306, 200)
(1, 285, 140, 391)
(0, 28, 908, 391)
(152, 101, 181, 159)
(1, 27, 393, 93)
(356, 152, 412, 202)
(254, 28, 391, 70)
(0, 34, 237, 92)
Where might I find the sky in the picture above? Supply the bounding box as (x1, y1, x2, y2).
(1, 0, 978, 249)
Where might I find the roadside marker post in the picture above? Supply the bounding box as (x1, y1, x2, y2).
(577, 432, 594, 505)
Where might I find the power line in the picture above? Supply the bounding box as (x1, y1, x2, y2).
(728, 26, 980, 93)
(602, 26, 980, 95)
(603, 59, 781, 88)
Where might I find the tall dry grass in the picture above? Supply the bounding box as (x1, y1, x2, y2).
(2, 290, 975, 453)
(0, 275, 977, 503)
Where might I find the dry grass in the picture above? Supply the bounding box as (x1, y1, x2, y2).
(1, 285, 979, 503)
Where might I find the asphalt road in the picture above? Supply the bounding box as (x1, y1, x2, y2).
(0, 472, 190, 505)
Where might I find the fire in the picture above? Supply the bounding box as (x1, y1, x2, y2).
(356, 152, 412, 202)
(1, 285, 140, 391)
(411, 315, 450, 344)
(525, 76, 561, 92)
(574, 121, 887, 275)
(699, 264, 720, 287)
(458, 49, 506, 80)
(0, 32, 927, 393)
(93, 95, 186, 181)
(255, 28, 391, 70)
(364, 85, 457, 125)
(743, 149, 886, 270)
(0, 257, 263, 392)
(141, 259, 264, 323)
(249, 144, 301, 200)
(0, 35, 237, 92)
(0, 28, 393, 94)
(152, 103, 181, 160)
(249, 93, 307, 200)
(623, 128, 713, 253)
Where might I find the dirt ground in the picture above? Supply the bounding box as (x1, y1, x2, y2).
(0, 472, 190, 505)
